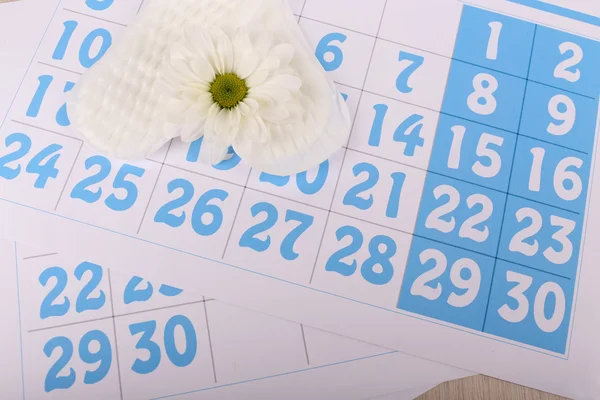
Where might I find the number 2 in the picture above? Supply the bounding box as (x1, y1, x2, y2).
(554, 42, 583, 83)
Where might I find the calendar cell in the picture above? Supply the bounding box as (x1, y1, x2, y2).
(37, 10, 125, 74)
(115, 304, 215, 399)
(379, 0, 462, 58)
(247, 149, 343, 210)
(19, 255, 111, 331)
(300, 18, 376, 88)
(57, 146, 162, 233)
(332, 150, 426, 233)
(498, 196, 582, 279)
(453, 6, 535, 78)
(164, 137, 252, 186)
(442, 61, 526, 133)
(414, 174, 506, 257)
(519, 81, 598, 153)
(23, 320, 120, 399)
(484, 260, 574, 353)
(529, 26, 600, 98)
(349, 91, 440, 170)
(311, 213, 411, 310)
(206, 301, 307, 382)
(62, 0, 143, 26)
(0, 122, 81, 211)
(224, 190, 327, 283)
(509, 135, 590, 213)
(302, 0, 387, 36)
(110, 271, 202, 317)
(428, 114, 516, 192)
(365, 39, 451, 112)
(398, 236, 494, 331)
(138, 165, 243, 260)
(10, 64, 79, 138)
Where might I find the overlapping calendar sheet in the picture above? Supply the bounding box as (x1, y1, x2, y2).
(0, 238, 470, 399)
(2, 0, 600, 398)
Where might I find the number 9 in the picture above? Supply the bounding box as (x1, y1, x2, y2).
(547, 94, 576, 136)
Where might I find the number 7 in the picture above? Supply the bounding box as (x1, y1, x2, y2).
(396, 51, 424, 94)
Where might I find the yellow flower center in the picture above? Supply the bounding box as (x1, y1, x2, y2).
(210, 73, 248, 109)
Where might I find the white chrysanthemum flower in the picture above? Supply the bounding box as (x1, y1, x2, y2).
(68, 0, 350, 175)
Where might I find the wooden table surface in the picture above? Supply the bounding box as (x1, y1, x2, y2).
(417, 375, 569, 400)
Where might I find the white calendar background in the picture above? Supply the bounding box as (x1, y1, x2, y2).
(2, 0, 600, 398)
(0, 238, 470, 399)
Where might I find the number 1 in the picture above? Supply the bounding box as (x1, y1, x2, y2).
(486, 22, 503, 60)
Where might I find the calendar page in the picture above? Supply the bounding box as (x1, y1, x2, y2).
(2, 0, 600, 397)
(0, 238, 470, 399)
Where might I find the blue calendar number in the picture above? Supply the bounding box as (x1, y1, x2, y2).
(415, 175, 505, 256)
(443, 62, 526, 132)
(154, 178, 229, 236)
(315, 32, 346, 71)
(70, 156, 146, 212)
(498, 196, 581, 278)
(325, 225, 397, 285)
(369, 104, 425, 156)
(396, 51, 424, 94)
(0, 132, 63, 188)
(44, 330, 112, 392)
(428, 115, 516, 191)
(509, 136, 589, 212)
(186, 137, 241, 171)
(53, 21, 112, 68)
(130, 315, 197, 374)
(86, 0, 114, 11)
(39, 262, 106, 319)
(27, 75, 75, 127)
(529, 26, 600, 98)
(124, 276, 183, 304)
(259, 160, 329, 195)
(484, 260, 573, 353)
(398, 237, 494, 330)
(454, 6, 535, 77)
(342, 162, 407, 219)
(239, 202, 314, 261)
(520, 82, 597, 153)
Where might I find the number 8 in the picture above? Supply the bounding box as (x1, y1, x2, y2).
(467, 73, 498, 116)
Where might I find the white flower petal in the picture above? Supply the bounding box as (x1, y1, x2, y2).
(232, 30, 259, 79)
(212, 28, 234, 74)
(180, 119, 206, 142)
(200, 136, 231, 165)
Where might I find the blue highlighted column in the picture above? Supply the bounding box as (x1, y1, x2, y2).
(398, 7, 532, 333)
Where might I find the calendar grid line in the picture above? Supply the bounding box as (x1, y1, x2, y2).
(13, 243, 26, 400)
(220, 169, 252, 260)
(22, 252, 58, 260)
(27, 298, 216, 333)
(136, 140, 173, 235)
(37, 61, 83, 76)
(137, 0, 146, 15)
(53, 141, 83, 211)
(481, 24, 538, 333)
(62, 8, 128, 27)
(202, 298, 218, 383)
(307, 0, 389, 285)
(11, 119, 83, 143)
(106, 269, 125, 400)
(54, 142, 83, 211)
(300, 324, 311, 365)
